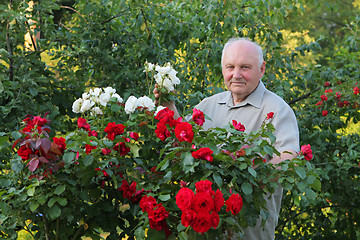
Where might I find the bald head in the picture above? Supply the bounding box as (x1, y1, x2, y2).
(221, 38, 264, 69)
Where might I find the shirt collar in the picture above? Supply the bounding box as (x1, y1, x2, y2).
(218, 80, 265, 109)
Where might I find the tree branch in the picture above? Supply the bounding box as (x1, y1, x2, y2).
(6, 0, 14, 82)
(288, 86, 322, 105)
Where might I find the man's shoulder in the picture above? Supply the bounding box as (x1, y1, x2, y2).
(263, 88, 291, 107)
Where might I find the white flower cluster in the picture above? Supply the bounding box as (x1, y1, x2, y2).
(72, 87, 123, 114)
(144, 61, 180, 92)
(124, 95, 156, 114)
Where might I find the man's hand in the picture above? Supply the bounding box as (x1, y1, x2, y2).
(153, 84, 180, 118)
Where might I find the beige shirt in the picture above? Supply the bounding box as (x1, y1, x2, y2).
(194, 81, 299, 239)
(195, 81, 299, 153)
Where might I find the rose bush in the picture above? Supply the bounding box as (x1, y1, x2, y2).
(0, 66, 320, 240)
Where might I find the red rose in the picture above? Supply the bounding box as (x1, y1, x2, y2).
(53, 137, 66, 154)
(336, 92, 341, 100)
(17, 145, 34, 161)
(130, 132, 139, 140)
(266, 112, 274, 120)
(214, 189, 224, 212)
(118, 180, 137, 200)
(85, 144, 96, 155)
(88, 130, 98, 138)
(32, 116, 48, 127)
(192, 192, 214, 213)
(354, 86, 359, 95)
(225, 193, 243, 215)
(324, 81, 330, 87)
(101, 148, 112, 155)
(192, 108, 205, 126)
(77, 117, 91, 131)
(155, 108, 174, 124)
(320, 94, 328, 101)
(176, 187, 194, 211)
(113, 139, 130, 156)
(104, 122, 125, 140)
(322, 110, 328, 116)
(192, 211, 212, 233)
(232, 120, 245, 132)
(191, 147, 213, 162)
(140, 195, 157, 213)
(211, 211, 220, 229)
(181, 208, 196, 227)
(147, 203, 169, 224)
(195, 180, 215, 196)
(155, 120, 171, 141)
(174, 122, 194, 143)
(300, 144, 313, 161)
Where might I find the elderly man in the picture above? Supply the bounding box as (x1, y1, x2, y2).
(155, 37, 299, 239)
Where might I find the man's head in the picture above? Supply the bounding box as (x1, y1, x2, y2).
(221, 38, 266, 104)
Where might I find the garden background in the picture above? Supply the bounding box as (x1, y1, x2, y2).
(0, 0, 359, 239)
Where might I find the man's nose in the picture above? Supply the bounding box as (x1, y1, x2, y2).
(233, 68, 243, 79)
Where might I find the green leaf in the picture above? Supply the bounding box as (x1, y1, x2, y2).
(48, 197, 56, 207)
(294, 166, 306, 179)
(27, 187, 35, 197)
(49, 204, 61, 219)
(54, 185, 66, 195)
(63, 152, 75, 164)
(305, 188, 317, 200)
(56, 197, 68, 206)
(29, 201, 39, 212)
(263, 145, 274, 156)
(162, 171, 172, 183)
(178, 231, 188, 240)
(83, 155, 94, 166)
(241, 182, 253, 195)
(11, 160, 23, 173)
(129, 143, 140, 157)
(213, 172, 222, 188)
(158, 194, 171, 201)
(248, 166, 257, 178)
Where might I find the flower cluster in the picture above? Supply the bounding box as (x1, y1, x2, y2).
(315, 82, 359, 116)
(124, 95, 156, 114)
(140, 195, 171, 237)
(13, 115, 66, 179)
(175, 180, 243, 233)
(300, 144, 313, 161)
(72, 87, 123, 115)
(144, 61, 180, 92)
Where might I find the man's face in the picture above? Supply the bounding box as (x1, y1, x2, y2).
(222, 41, 265, 104)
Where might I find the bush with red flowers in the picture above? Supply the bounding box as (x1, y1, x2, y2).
(1, 81, 320, 239)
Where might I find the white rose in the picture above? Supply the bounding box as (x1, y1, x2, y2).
(91, 106, 103, 115)
(99, 92, 111, 106)
(155, 64, 171, 75)
(80, 99, 94, 113)
(144, 61, 156, 72)
(103, 87, 116, 95)
(168, 69, 180, 85)
(82, 92, 90, 100)
(111, 93, 123, 103)
(125, 96, 138, 114)
(90, 87, 101, 97)
(138, 96, 155, 111)
(72, 98, 82, 113)
(162, 77, 174, 92)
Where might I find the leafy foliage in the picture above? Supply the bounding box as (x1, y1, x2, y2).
(0, 0, 359, 239)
